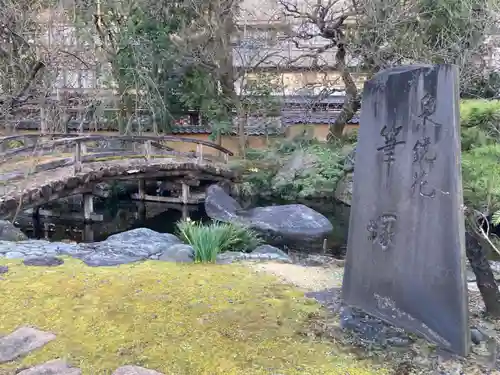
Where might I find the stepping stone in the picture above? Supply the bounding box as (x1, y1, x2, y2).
(23, 256, 64, 267)
(0, 326, 56, 363)
(17, 359, 81, 374)
(0, 265, 8, 274)
(112, 365, 165, 375)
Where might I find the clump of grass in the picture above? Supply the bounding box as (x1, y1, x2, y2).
(176, 219, 262, 262)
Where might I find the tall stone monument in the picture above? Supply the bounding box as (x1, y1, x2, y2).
(342, 65, 470, 356)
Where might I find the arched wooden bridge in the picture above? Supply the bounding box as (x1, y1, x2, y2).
(0, 133, 238, 220)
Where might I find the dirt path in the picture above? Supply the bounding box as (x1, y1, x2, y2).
(249, 262, 344, 292)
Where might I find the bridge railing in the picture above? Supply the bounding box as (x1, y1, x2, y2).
(0, 134, 234, 175)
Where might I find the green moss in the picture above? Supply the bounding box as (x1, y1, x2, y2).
(0, 258, 387, 375)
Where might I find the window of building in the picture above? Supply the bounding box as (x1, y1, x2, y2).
(80, 70, 96, 89)
(65, 70, 79, 88)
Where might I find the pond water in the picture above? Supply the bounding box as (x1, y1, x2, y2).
(14, 195, 351, 257)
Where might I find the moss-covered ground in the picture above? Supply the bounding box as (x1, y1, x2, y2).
(0, 258, 388, 375)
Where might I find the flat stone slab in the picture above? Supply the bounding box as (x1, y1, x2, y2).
(23, 256, 64, 267)
(0, 326, 56, 363)
(17, 359, 81, 374)
(0, 265, 8, 274)
(112, 365, 164, 375)
(0, 228, 187, 267)
(216, 245, 292, 264)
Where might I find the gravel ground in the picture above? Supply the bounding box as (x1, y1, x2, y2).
(250, 262, 343, 291)
(248, 260, 500, 375)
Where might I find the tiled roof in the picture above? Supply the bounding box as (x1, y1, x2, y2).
(169, 125, 212, 134)
(7, 113, 360, 133)
(281, 95, 348, 105)
(281, 113, 360, 125)
(171, 117, 284, 136)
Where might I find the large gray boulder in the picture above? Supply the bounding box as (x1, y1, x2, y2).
(204, 184, 240, 222)
(77, 228, 183, 266)
(0, 220, 27, 241)
(0, 228, 194, 266)
(205, 185, 333, 252)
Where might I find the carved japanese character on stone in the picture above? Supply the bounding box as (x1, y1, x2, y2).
(377, 125, 406, 165)
(367, 213, 398, 251)
(419, 92, 437, 118)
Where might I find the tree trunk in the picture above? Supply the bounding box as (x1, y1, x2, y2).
(465, 231, 500, 317)
(238, 112, 247, 157)
(327, 44, 360, 142)
(216, 0, 237, 151)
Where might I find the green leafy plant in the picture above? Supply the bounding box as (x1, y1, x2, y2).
(7, 140, 24, 149)
(176, 219, 262, 263)
(462, 143, 500, 256)
(492, 211, 500, 226)
(237, 134, 354, 200)
(462, 144, 500, 214)
(460, 100, 500, 151)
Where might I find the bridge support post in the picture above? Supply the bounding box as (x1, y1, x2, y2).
(181, 183, 190, 204)
(196, 144, 203, 164)
(83, 193, 95, 222)
(137, 201, 146, 221)
(138, 180, 146, 200)
(32, 207, 40, 218)
(143, 140, 152, 162)
(83, 223, 94, 242)
(32, 214, 43, 239)
(43, 222, 50, 240)
(74, 142, 82, 174)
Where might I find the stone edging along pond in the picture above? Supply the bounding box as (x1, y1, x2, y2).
(0, 227, 292, 267)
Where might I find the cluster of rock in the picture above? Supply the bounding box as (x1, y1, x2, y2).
(204, 184, 333, 252)
(0, 225, 292, 267)
(0, 326, 164, 374)
(216, 245, 291, 264)
(0, 184, 336, 266)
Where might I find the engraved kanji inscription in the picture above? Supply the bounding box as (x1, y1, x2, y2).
(411, 92, 441, 198)
(412, 137, 433, 163)
(377, 125, 406, 165)
(419, 92, 437, 118)
(413, 92, 442, 132)
(411, 170, 436, 198)
(367, 213, 397, 251)
(412, 136, 437, 198)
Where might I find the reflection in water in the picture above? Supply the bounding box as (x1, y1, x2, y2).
(16, 197, 351, 256)
(18, 200, 210, 243)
